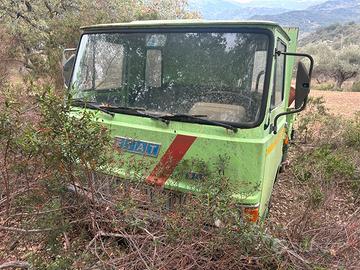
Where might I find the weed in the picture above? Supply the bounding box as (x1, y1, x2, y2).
(344, 112, 360, 148)
(314, 82, 335, 91)
(351, 81, 360, 92)
(309, 186, 324, 207)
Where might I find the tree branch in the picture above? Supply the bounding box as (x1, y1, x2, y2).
(0, 261, 30, 269)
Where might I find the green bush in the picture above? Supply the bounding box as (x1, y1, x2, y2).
(0, 84, 113, 267)
(351, 81, 360, 92)
(294, 102, 360, 209)
(314, 145, 355, 179)
(344, 112, 360, 148)
(294, 145, 355, 184)
(296, 97, 348, 146)
(314, 82, 335, 91)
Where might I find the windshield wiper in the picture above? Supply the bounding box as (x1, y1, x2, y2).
(159, 114, 238, 132)
(102, 106, 170, 125)
(70, 99, 115, 117)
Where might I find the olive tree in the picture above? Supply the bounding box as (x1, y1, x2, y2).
(0, 0, 197, 87)
(303, 42, 360, 89)
(333, 45, 360, 89)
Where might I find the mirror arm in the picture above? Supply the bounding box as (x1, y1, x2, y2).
(271, 51, 314, 134)
(276, 50, 314, 77)
(271, 97, 308, 134)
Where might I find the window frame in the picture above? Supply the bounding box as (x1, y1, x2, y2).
(271, 38, 287, 108)
(70, 27, 275, 129)
(73, 35, 127, 92)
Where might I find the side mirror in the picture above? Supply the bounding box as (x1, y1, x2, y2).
(271, 51, 314, 134)
(63, 54, 75, 88)
(295, 62, 310, 109)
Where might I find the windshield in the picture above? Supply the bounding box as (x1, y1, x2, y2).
(70, 30, 270, 125)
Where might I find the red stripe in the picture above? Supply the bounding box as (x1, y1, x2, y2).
(146, 134, 197, 186)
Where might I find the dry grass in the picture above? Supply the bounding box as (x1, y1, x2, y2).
(269, 96, 360, 269)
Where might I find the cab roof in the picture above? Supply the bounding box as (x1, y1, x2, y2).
(81, 19, 290, 40)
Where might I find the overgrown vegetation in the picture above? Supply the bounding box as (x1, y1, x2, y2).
(0, 84, 298, 269)
(0, 86, 359, 269)
(271, 97, 360, 268)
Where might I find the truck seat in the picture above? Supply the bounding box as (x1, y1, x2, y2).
(189, 102, 246, 122)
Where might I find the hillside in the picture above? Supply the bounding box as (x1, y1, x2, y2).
(251, 0, 360, 33)
(299, 22, 360, 47)
(188, 0, 289, 20)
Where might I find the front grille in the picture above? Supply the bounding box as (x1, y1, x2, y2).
(91, 172, 189, 211)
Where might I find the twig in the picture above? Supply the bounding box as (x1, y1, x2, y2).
(0, 225, 53, 233)
(85, 230, 152, 269)
(0, 261, 30, 269)
(63, 232, 70, 250)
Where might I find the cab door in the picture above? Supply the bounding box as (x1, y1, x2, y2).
(259, 39, 287, 217)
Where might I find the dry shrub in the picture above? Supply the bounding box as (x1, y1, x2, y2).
(0, 84, 300, 270)
(344, 112, 360, 148)
(273, 96, 360, 269)
(0, 28, 12, 87)
(296, 96, 343, 145)
(1, 86, 359, 269)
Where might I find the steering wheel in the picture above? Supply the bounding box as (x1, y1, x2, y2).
(206, 91, 256, 111)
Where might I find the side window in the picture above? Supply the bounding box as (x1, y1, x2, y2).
(272, 40, 286, 107)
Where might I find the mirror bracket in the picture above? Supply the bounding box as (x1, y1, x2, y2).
(276, 51, 314, 78)
(271, 51, 314, 134)
(271, 101, 307, 134)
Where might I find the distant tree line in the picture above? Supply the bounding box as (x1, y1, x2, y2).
(302, 42, 360, 89)
(300, 22, 360, 90)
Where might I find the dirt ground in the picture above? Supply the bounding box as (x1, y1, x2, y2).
(310, 90, 360, 117)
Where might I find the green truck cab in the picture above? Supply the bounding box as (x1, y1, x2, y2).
(64, 20, 313, 222)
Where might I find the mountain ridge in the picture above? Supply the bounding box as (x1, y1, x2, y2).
(189, 0, 360, 33)
(188, 0, 289, 20)
(251, 0, 360, 33)
(299, 22, 360, 47)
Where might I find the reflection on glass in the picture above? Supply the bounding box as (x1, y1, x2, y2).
(146, 49, 162, 88)
(71, 31, 269, 124)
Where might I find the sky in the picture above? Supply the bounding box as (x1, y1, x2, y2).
(230, 0, 253, 3)
(225, 0, 325, 9)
